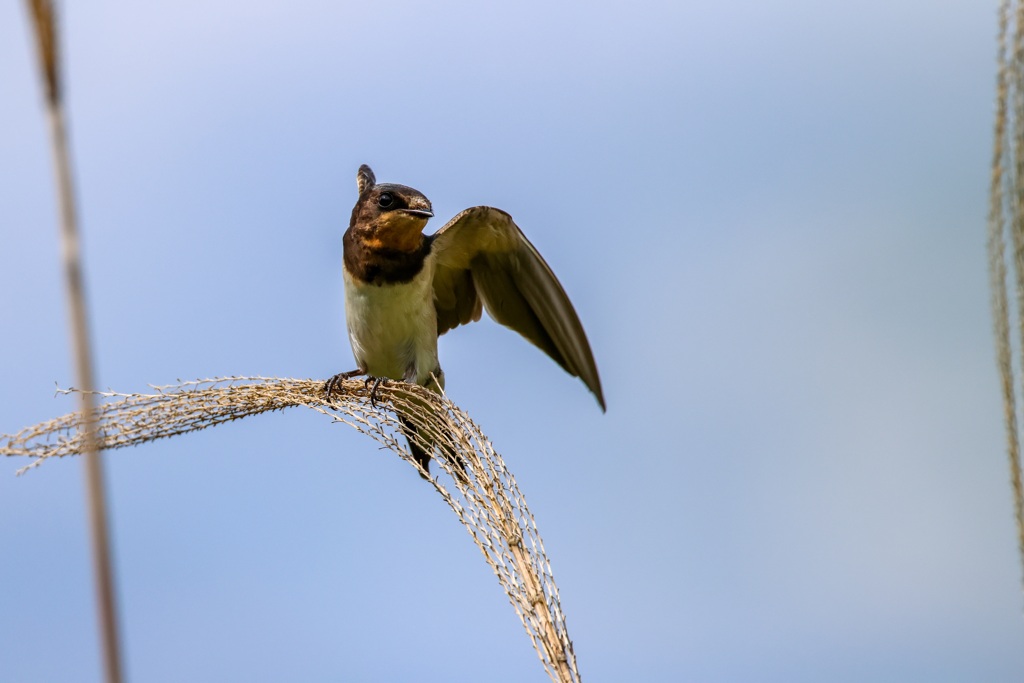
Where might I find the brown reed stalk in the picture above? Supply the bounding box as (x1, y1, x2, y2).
(22, 2, 125, 681)
(1, 377, 583, 683)
(989, 0, 1024, 601)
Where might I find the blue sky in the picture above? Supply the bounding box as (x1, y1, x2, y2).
(2, 1, 1022, 681)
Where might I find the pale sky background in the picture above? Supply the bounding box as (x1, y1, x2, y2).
(3, 1, 1023, 681)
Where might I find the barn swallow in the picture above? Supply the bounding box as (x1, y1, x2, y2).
(326, 164, 604, 476)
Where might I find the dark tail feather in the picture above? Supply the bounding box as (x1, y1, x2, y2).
(398, 414, 466, 481)
(399, 414, 432, 479)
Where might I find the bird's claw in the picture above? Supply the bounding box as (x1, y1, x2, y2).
(323, 369, 365, 403)
(365, 376, 389, 408)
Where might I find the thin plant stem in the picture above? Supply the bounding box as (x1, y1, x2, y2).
(23, 2, 125, 681)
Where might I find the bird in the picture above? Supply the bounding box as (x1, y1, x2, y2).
(325, 164, 604, 476)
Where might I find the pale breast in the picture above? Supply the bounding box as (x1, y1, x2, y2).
(343, 259, 440, 386)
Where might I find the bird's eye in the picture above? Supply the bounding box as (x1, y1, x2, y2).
(377, 192, 395, 209)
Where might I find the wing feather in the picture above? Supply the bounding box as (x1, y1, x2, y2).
(431, 206, 605, 410)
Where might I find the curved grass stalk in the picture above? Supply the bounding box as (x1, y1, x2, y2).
(1, 376, 582, 683)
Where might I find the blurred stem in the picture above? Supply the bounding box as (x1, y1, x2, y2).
(25, 2, 126, 681)
(990, 0, 1024, 604)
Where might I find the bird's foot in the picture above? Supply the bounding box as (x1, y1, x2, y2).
(365, 376, 389, 408)
(324, 369, 365, 403)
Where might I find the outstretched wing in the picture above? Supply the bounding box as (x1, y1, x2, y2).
(431, 206, 605, 411)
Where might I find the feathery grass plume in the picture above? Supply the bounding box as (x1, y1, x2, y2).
(1, 377, 583, 683)
(988, 0, 1024, 602)
(23, 1, 124, 680)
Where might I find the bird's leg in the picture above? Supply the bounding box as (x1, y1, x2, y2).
(323, 369, 365, 403)
(402, 364, 420, 386)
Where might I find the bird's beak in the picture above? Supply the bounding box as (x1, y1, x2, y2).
(401, 208, 434, 219)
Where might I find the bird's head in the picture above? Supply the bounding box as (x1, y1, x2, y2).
(349, 164, 433, 252)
